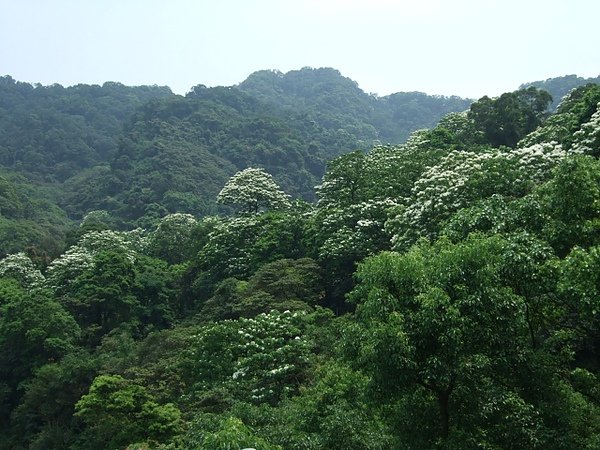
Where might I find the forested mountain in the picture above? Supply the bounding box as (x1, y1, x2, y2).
(0, 76, 173, 181)
(1, 68, 600, 448)
(522, 73, 600, 110)
(0, 68, 474, 255)
(238, 67, 473, 143)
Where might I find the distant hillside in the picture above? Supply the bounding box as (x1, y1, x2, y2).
(238, 67, 473, 143)
(0, 68, 475, 230)
(521, 74, 600, 109)
(0, 76, 172, 182)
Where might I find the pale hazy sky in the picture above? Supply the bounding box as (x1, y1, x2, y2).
(1, 0, 598, 98)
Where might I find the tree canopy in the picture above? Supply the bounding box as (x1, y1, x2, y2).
(1, 73, 600, 449)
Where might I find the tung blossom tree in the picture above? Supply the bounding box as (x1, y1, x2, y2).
(388, 141, 573, 250)
(217, 167, 291, 214)
(572, 102, 600, 156)
(0, 252, 44, 289)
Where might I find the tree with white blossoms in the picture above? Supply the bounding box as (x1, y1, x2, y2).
(45, 229, 146, 294)
(388, 142, 573, 250)
(0, 252, 44, 289)
(183, 310, 311, 405)
(572, 102, 600, 156)
(518, 85, 600, 150)
(79, 210, 115, 230)
(147, 213, 198, 264)
(217, 167, 291, 214)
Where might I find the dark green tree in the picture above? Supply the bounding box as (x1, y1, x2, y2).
(469, 87, 552, 147)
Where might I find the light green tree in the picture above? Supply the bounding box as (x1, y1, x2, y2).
(348, 236, 543, 448)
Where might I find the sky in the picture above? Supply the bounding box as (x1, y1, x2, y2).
(1, 0, 599, 99)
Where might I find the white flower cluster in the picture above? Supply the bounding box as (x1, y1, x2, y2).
(572, 102, 600, 154)
(402, 129, 432, 148)
(518, 113, 576, 148)
(199, 216, 259, 277)
(188, 310, 309, 404)
(78, 229, 145, 262)
(45, 229, 145, 292)
(436, 111, 472, 132)
(0, 252, 45, 289)
(45, 246, 95, 292)
(511, 142, 571, 182)
(155, 213, 197, 231)
(318, 199, 398, 261)
(217, 167, 291, 213)
(80, 210, 112, 228)
(232, 311, 309, 402)
(403, 149, 490, 229)
(390, 141, 570, 248)
(147, 213, 197, 254)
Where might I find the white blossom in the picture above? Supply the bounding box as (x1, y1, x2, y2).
(217, 167, 291, 213)
(572, 102, 600, 154)
(0, 252, 44, 289)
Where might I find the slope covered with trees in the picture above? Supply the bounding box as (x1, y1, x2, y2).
(1, 69, 597, 251)
(2, 77, 600, 449)
(0, 69, 473, 237)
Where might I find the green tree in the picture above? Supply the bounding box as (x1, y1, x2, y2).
(200, 258, 323, 321)
(0, 280, 80, 430)
(10, 351, 98, 450)
(538, 155, 600, 256)
(146, 213, 198, 264)
(183, 311, 312, 408)
(315, 150, 367, 208)
(0, 252, 44, 289)
(349, 236, 537, 448)
(181, 416, 281, 450)
(469, 87, 553, 147)
(74, 374, 182, 450)
(64, 250, 140, 344)
(275, 362, 394, 449)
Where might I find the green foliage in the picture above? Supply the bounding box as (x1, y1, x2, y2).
(349, 236, 536, 446)
(522, 74, 600, 110)
(2, 73, 600, 449)
(74, 374, 182, 450)
(519, 84, 600, 150)
(146, 213, 198, 264)
(0, 280, 80, 432)
(183, 311, 312, 408)
(9, 351, 98, 450)
(558, 245, 600, 338)
(178, 415, 281, 450)
(469, 87, 553, 147)
(388, 140, 574, 250)
(277, 362, 393, 449)
(239, 67, 472, 145)
(0, 252, 44, 289)
(200, 258, 323, 321)
(538, 155, 600, 255)
(192, 210, 309, 300)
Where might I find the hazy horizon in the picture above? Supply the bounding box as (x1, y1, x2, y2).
(1, 0, 599, 99)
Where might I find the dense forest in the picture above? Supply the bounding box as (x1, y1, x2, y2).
(1, 68, 600, 449)
(0, 68, 471, 256)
